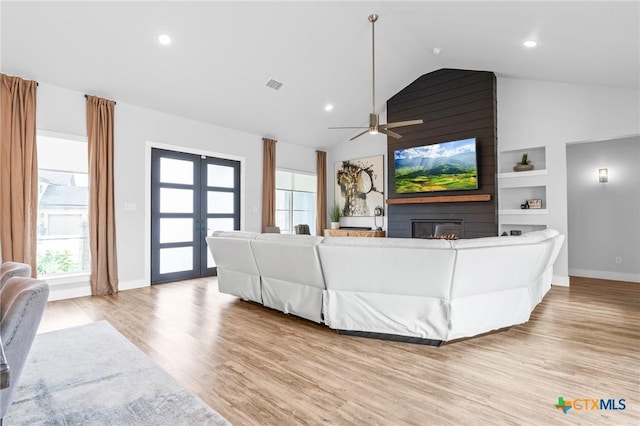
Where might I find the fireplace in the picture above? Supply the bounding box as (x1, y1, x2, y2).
(412, 220, 463, 239)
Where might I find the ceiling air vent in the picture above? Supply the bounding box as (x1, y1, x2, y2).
(265, 78, 284, 91)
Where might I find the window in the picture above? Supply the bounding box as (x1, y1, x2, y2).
(275, 170, 316, 235)
(36, 133, 90, 277)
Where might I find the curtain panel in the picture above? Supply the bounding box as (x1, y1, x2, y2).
(0, 74, 38, 275)
(316, 151, 327, 236)
(86, 95, 118, 295)
(261, 138, 276, 232)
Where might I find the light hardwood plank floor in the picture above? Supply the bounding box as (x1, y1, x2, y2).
(38, 276, 639, 425)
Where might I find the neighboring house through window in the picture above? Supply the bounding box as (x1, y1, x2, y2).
(36, 132, 90, 276)
(275, 170, 316, 235)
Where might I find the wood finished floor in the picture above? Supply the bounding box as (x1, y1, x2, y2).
(38, 277, 639, 425)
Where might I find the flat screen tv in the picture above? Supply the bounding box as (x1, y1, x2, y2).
(394, 138, 478, 194)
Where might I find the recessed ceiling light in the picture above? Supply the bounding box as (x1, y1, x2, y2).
(432, 47, 442, 55)
(325, 104, 334, 112)
(523, 40, 537, 48)
(158, 34, 172, 45)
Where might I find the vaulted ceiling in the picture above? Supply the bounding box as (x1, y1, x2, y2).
(2, 1, 638, 150)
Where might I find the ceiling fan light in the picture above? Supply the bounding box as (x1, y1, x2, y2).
(369, 128, 379, 135)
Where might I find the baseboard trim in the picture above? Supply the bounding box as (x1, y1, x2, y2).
(49, 283, 91, 301)
(568, 269, 640, 284)
(48, 278, 149, 301)
(119, 279, 149, 291)
(552, 274, 570, 287)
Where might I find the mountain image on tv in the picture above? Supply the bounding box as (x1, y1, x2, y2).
(394, 138, 478, 193)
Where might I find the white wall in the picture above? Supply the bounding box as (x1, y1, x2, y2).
(35, 82, 317, 297)
(497, 78, 640, 285)
(326, 110, 389, 231)
(567, 136, 640, 283)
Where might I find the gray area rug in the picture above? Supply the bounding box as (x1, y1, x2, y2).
(4, 321, 231, 425)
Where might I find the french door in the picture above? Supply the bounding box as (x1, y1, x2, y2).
(151, 148, 240, 284)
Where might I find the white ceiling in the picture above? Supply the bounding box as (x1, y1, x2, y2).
(2, 1, 638, 150)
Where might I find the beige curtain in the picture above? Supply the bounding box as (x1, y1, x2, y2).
(0, 74, 38, 276)
(86, 95, 118, 295)
(261, 138, 277, 232)
(316, 151, 327, 236)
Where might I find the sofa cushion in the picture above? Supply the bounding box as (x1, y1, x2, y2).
(321, 236, 452, 249)
(205, 232, 261, 303)
(250, 233, 325, 322)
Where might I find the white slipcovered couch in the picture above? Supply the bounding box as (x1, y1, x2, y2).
(206, 229, 564, 344)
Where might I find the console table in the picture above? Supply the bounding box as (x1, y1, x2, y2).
(324, 229, 386, 238)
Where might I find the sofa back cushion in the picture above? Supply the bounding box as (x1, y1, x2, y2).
(250, 234, 325, 289)
(319, 237, 455, 298)
(448, 229, 560, 298)
(206, 231, 259, 275)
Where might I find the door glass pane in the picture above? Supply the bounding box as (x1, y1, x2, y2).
(159, 247, 193, 274)
(160, 188, 193, 213)
(160, 218, 193, 243)
(207, 164, 235, 188)
(207, 191, 234, 214)
(275, 210, 290, 234)
(276, 190, 291, 209)
(293, 173, 316, 192)
(160, 158, 193, 185)
(293, 211, 315, 231)
(207, 218, 235, 234)
(293, 191, 315, 211)
(276, 170, 293, 190)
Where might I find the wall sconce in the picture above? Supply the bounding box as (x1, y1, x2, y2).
(599, 168, 608, 183)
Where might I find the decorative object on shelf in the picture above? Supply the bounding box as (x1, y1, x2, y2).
(527, 199, 542, 209)
(510, 230, 522, 236)
(520, 201, 530, 209)
(373, 205, 384, 230)
(513, 152, 534, 172)
(599, 168, 608, 183)
(335, 155, 384, 217)
(501, 231, 508, 236)
(330, 205, 341, 229)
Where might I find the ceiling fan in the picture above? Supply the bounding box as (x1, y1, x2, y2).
(330, 14, 423, 141)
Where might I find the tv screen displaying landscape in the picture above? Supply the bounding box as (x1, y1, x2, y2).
(394, 138, 478, 193)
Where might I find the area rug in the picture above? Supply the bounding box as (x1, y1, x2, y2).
(4, 321, 231, 425)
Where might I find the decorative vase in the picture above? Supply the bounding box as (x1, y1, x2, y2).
(330, 222, 340, 230)
(513, 163, 534, 172)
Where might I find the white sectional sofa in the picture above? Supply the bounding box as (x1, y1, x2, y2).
(206, 229, 564, 344)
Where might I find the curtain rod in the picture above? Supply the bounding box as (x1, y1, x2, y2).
(84, 94, 117, 105)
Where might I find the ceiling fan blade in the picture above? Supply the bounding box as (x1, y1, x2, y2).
(384, 119, 424, 129)
(329, 126, 368, 129)
(380, 128, 402, 139)
(349, 129, 370, 141)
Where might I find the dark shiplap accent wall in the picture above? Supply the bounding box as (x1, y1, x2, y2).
(386, 69, 497, 239)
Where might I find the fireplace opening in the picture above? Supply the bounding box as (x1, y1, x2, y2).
(412, 220, 463, 240)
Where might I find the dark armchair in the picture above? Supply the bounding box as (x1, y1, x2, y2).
(0, 262, 31, 291)
(0, 277, 49, 423)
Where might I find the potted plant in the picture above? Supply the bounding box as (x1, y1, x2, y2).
(513, 152, 534, 172)
(330, 205, 341, 229)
